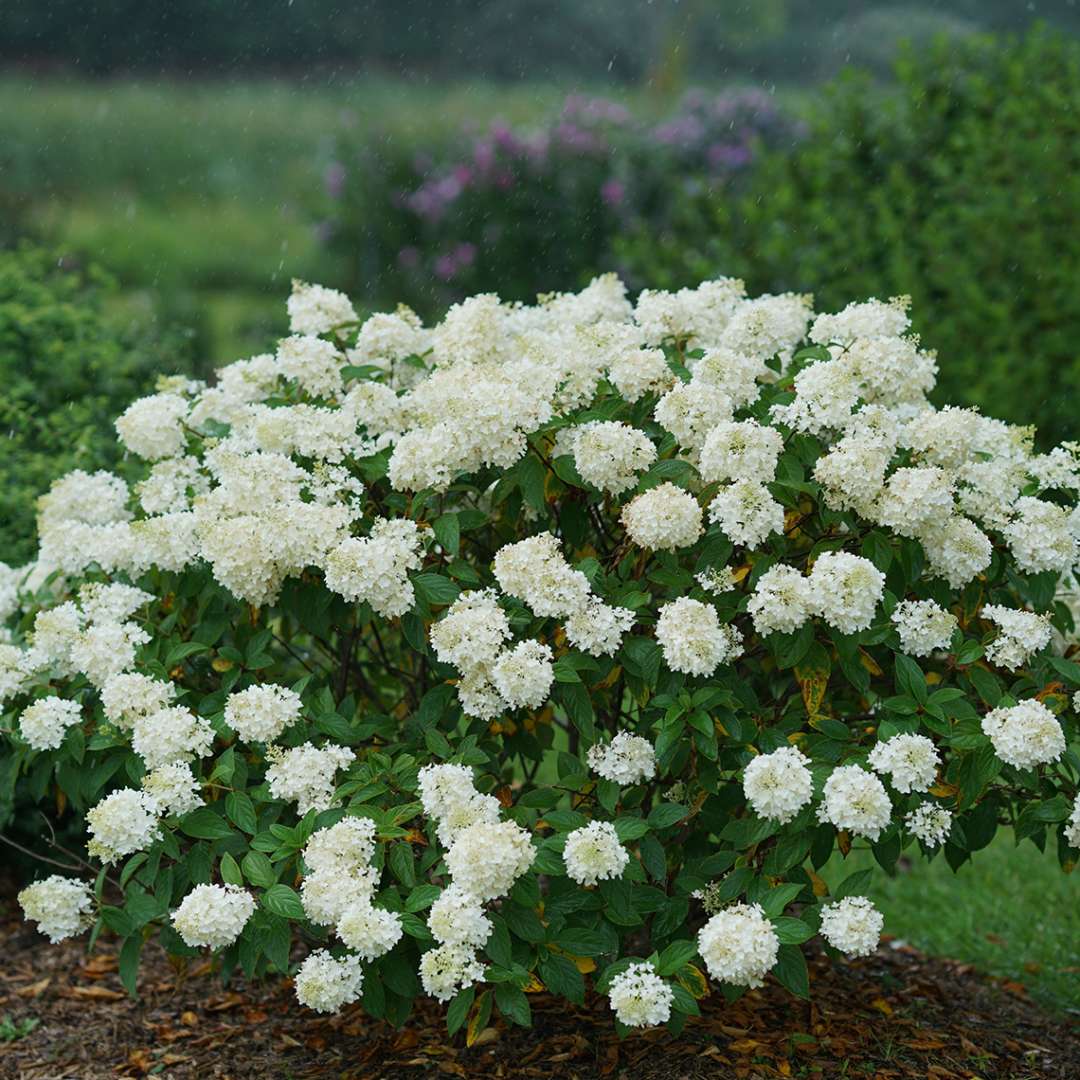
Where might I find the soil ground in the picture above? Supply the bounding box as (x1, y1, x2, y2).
(0, 899, 1077, 1080)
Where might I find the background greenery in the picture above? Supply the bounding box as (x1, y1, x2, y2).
(2, 6, 1078, 1013)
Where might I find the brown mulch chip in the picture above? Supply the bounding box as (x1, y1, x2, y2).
(0, 904, 1076, 1080)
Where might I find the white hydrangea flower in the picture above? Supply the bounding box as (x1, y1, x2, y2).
(890, 599, 957, 657)
(78, 583, 154, 624)
(18, 875, 94, 943)
(655, 597, 742, 677)
(905, 803, 953, 848)
(430, 589, 511, 670)
(87, 788, 161, 864)
(607, 962, 674, 1028)
(770, 357, 860, 435)
(265, 741, 355, 814)
(428, 883, 493, 949)
(19, 696, 82, 751)
(819, 896, 882, 958)
(287, 279, 357, 336)
(809, 296, 911, 346)
(493, 533, 590, 618)
(699, 419, 783, 484)
(70, 620, 151, 688)
(621, 483, 703, 552)
(747, 563, 815, 635)
(654, 381, 733, 449)
(570, 420, 657, 495)
(142, 761, 204, 816)
(875, 467, 955, 538)
(323, 517, 422, 618)
(817, 765, 892, 841)
(564, 597, 635, 657)
(708, 480, 785, 548)
(336, 899, 403, 960)
(814, 436, 891, 515)
(419, 943, 487, 1002)
(303, 816, 378, 876)
(294, 950, 365, 1013)
(1002, 497, 1077, 574)
(171, 884, 254, 949)
(586, 731, 657, 786)
(743, 746, 814, 824)
(1064, 795, 1080, 849)
(981, 699, 1065, 769)
(444, 820, 534, 901)
(981, 605, 1053, 671)
(921, 515, 992, 588)
(606, 347, 674, 402)
(490, 639, 554, 710)
(100, 672, 177, 729)
(695, 566, 739, 595)
(809, 552, 885, 635)
(131, 705, 215, 770)
(563, 821, 629, 886)
(697, 902, 779, 988)
(867, 733, 940, 794)
(224, 683, 302, 743)
(115, 392, 189, 461)
(276, 334, 345, 399)
(300, 865, 379, 927)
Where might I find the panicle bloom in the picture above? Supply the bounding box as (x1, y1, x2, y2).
(819, 896, 883, 958)
(294, 950, 365, 1013)
(224, 683, 302, 743)
(817, 765, 891, 841)
(490, 639, 554, 710)
(586, 731, 657, 786)
(444, 819, 535, 901)
(655, 597, 742, 676)
(87, 788, 161, 864)
(981, 605, 1053, 671)
(324, 517, 422, 618)
(563, 821, 629, 886)
(142, 761, 204, 816)
(336, 898, 403, 960)
(287, 279, 357, 336)
(809, 552, 885, 635)
(697, 902, 779, 988)
(981, 700, 1065, 769)
(621, 483, 702, 552)
(131, 705, 215, 770)
(569, 420, 657, 494)
(430, 589, 510, 670)
(428, 883, 493, 948)
(493, 533, 590, 618)
(171, 884, 255, 949)
(18, 875, 94, 943)
(921, 515, 992, 588)
(303, 816, 378, 876)
(70, 620, 150, 688)
(607, 962, 674, 1028)
(1002, 497, 1076, 574)
(1064, 796, 1080, 849)
(115, 392, 189, 461)
(19, 696, 82, 751)
(419, 943, 487, 1002)
(695, 566, 740, 594)
(743, 746, 814, 823)
(875, 467, 955, 538)
(867, 733, 940, 794)
(265, 742, 355, 814)
(300, 866, 378, 927)
(747, 563, 814, 635)
(707, 479, 785, 548)
(100, 672, 176, 729)
(607, 347, 674, 402)
(809, 296, 911, 346)
(699, 419, 783, 484)
(564, 597, 635, 657)
(814, 436, 891, 514)
(276, 334, 344, 398)
(654, 380, 733, 450)
(890, 599, 957, 657)
(905, 803, 953, 848)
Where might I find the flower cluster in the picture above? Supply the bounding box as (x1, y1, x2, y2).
(4, 272, 1078, 1034)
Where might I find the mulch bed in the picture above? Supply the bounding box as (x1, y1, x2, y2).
(0, 900, 1076, 1080)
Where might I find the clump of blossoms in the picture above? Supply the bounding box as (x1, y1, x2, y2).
(3, 274, 1078, 1031)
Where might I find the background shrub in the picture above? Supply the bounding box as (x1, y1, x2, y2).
(0, 247, 198, 564)
(325, 90, 801, 315)
(617, 28, 1080, 447)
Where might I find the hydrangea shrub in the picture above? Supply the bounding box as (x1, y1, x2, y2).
(3, 274, 1079, 1034)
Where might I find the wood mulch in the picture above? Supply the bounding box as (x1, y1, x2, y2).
(0, 898, 1076, 1080)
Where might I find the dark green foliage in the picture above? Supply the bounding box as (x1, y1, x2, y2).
(619, 28, 1080, 446)
(0, 247, 196, 562)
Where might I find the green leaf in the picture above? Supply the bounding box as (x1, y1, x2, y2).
(219, 851, 243, 887)
(241, 849, 278, 888)
(446, 987, 475, 1036)
(614, 817, 649, 842)
(657, 939, 698, 976)
(433, 513, 461, 556)
(225, 791, 258, 835)
(261, 884, 306, 921)
(538, 952, 585, 1004)
(119, 935, 143, 997)
(773, 917, 814, 945)
(165, 641, 209, 667)
(772, 944, 810, 999)
(554, 927, 611, 957)
(494, 983, 532, 1027)
(180, 806, 233, 841)
(647, 803, 687, 831)
(412, 572, 460, 606)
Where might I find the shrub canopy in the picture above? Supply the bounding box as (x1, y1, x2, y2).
(3, 274, 1078, 1033)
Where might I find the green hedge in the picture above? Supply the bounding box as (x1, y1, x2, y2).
(0, 247, 196, 563)
(619, 28, 1080, 447)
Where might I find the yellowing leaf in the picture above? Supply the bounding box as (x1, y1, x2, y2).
(806, 867, 829, 897)
(677, 963, 709, 999)
(522, 973, 546, 993)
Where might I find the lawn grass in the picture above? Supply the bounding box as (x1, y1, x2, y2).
(824, 832, 1080, 1013)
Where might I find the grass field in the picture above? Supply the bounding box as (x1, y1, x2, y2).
(825, 833, 1080, 1013)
